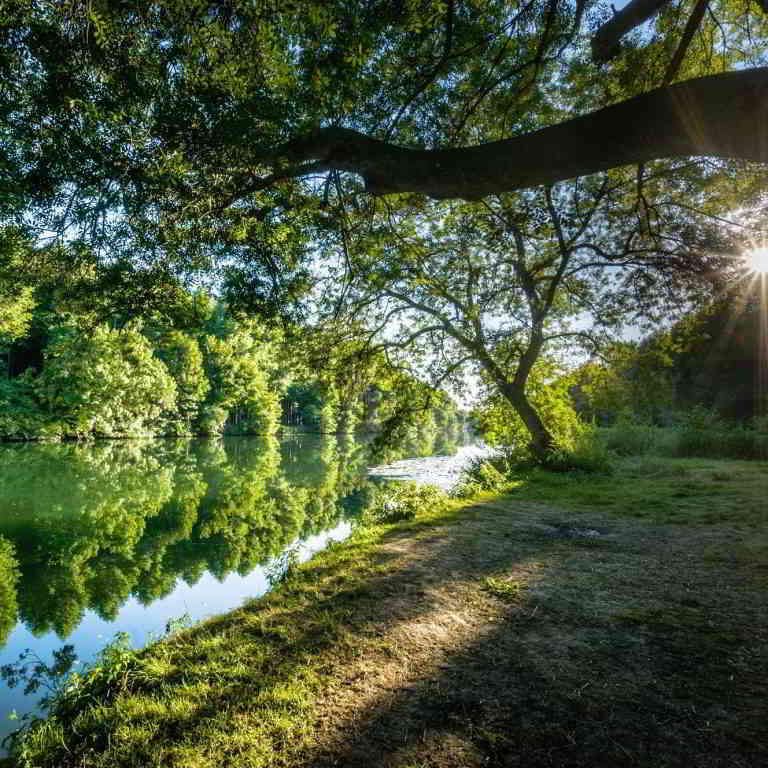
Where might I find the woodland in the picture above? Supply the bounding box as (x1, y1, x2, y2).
(1, 3, 768, 767)
(1, 0, 768, 461)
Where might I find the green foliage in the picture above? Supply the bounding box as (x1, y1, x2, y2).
(361, 482, 448, 525)
(0, 374, 53, 440)
(598, 415, 661, 457)
(593, 409, 768, 461)
(284, 380, 338, 433)
(155, 331, 209, 434)
(538, 441, 615, 475)
(0, 228, 37, 350)
(33, 323, 177, 438)
(573, 293, 768, 427)
(0, 536, 18, 647)
(473, 358, 588, 459)
(483, 577, 526, 602)
(200, 327, 281, 436)
(453, 456, 510, 498)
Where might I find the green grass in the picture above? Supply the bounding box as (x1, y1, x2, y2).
(6, 457, 768, 768)
(502, 457, 768, 525)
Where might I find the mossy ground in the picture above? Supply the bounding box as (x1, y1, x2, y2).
(8, 457, 768, 767)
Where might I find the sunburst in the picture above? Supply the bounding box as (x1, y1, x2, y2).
(743, 247, 768, 274)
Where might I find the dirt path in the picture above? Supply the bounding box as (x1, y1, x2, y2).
(302, 499, 768, 767)
(11, 493, 767, 768)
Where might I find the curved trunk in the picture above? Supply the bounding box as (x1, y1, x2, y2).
(500, 381, 555, 462)
(471, 340, 555, 462)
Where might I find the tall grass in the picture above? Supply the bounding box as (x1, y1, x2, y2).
(597, 409, 768, 461)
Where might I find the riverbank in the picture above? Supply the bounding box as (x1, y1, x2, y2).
(6, 457, 767, 767)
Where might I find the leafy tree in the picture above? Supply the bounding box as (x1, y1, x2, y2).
(199, 326, 281, 435)
(0, 229, 36, 359)
(2, 1, 764, 455)
(317, 176, 730, 457)
(33, 322, 178, 438)
(155, 330, 210, 434)
(573, 283, 768, 424)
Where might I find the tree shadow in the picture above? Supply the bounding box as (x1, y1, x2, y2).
(23, 501, 768, 768)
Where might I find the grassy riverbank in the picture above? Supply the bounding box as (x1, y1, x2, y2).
(7, 457, 768, 767)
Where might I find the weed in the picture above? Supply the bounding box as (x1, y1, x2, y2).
(483, 577, 526, 601)
(266, 546, 301, 587)
(361, 482, 448, 524)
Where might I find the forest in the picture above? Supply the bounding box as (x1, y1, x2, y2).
(1, 1, 767, 766)
(0, 228, 462, 442)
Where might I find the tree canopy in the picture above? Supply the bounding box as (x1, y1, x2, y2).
(2, 0, 766, 456)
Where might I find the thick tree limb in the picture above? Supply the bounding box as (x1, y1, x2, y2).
(265, 69, 768, 201)
(591, 0, 674, 62)
(663, 0, 710, 84)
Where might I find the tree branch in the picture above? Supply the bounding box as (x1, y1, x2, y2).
(252, 69, 768, 201)
(591, 0, 675, 63)
(663, 0, 710, 85)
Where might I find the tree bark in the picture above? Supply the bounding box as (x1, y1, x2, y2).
(591, 0, 674, 63)
(500, 381, 556, 461)
(270, 68, 768, 200)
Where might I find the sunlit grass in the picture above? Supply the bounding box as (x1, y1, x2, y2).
(502, 457, 768, 526)
(5, 459, 768, 767)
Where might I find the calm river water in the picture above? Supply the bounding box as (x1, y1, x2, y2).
(0, 431, 473, 747)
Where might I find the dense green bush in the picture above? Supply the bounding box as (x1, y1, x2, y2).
(34, 324, 178, 438)
(361, 482, 448, 524)
(594, 408, 767, 461)
(598, 416, 663, 457)
(453, 455, 510, 497)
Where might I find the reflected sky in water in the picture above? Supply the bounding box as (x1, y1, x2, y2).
(0, 428, 463, 745)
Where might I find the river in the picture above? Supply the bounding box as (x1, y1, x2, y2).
(0, 431, 478, 748)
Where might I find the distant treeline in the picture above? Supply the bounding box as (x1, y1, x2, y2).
(571, 290, 766, 427)
(1, 294, 461, 442)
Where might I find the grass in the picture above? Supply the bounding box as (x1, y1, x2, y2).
(6, 457, 768, 767)
(502, 456, 768, 526)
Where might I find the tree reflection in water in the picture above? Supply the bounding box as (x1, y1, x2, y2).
(0, 435, 379, 649)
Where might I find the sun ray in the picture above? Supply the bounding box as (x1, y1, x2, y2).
(743, 247, 768, 274)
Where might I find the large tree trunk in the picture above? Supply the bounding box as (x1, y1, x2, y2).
(499, 381, 556, 462)
(271, 68, 768, 200)
(470, 341, 556, 462)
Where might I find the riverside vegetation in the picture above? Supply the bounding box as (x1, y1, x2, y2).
(2, 4, 768, 762)
(1, 271, 766, 766)
(2, 440, 765, 767)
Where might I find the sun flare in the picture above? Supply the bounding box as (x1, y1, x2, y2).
(743, 247, 768, 274)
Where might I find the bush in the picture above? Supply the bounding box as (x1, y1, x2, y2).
(453, 455, 511, 497)
(599, 416, 658, 457)
(361, 482, 448, 524)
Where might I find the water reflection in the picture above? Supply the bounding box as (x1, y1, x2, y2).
(0, 436, 378, 650)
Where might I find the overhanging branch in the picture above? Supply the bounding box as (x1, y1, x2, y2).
(252, 69, 768, 201)
(591, 0, 674, 63)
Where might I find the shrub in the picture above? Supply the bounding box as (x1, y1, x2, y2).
(453, 455, 511, 497)
(598, 415, 658, 457)
(362, 482, 448, 524)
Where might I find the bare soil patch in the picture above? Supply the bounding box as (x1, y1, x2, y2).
(303, 498, 768, 767)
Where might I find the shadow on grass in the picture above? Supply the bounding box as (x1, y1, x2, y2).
(14, 500, 768, 768)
